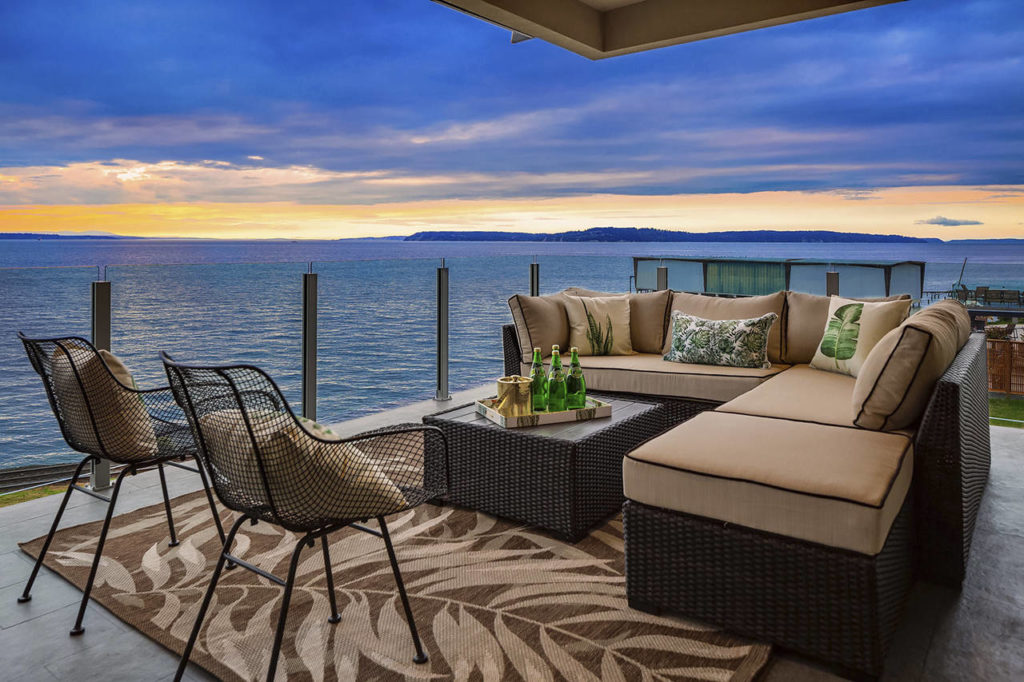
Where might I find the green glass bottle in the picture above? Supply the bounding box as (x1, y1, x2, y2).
(528, 346, 548, 411)
(547, 347, 567, 412)
(566, 346, 586, 410)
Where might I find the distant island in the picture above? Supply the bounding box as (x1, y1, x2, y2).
(404, 227, 938, 243)
(1, 232, 129, 240)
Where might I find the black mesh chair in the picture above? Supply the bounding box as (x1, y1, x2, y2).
(16, 334, 226, 635)
(161, 354, 449, 682)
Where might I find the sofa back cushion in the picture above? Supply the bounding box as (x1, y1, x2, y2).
(809, 296, 911, 377)
(664, 291, 785, 364)
(563, 287, 671, 353)
(563, 295, 634, 356)
(784, 291, 912, 364)
(508, 294, 570, 363)
(852, 299, 972, 431)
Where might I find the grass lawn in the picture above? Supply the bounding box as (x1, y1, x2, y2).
(990, 396, 1024, 428)
(0, 484, 68, 509)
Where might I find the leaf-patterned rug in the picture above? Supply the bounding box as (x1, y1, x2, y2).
(20, 491, 770, 681)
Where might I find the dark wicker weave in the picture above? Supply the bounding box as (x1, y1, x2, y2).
(424, 397, 664, 541)
(623, 332, 991, 678)
(162, 355, 449, 681)
(624, 499, 913, 679)
(15, 333, 224, 637)
(913, 332, 991, 586)
(502, 323, 720, 427)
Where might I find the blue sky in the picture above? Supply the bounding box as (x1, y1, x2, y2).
(0, 0, 1022, 237)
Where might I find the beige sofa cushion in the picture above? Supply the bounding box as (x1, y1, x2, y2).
(200, 410, 407, 521)
(563, 295, 634, 356)
(564, 287, 671, 353)
(717, 364, 857, 427)
(853, 299, 972, 431)
(624, 411, 913, 555)
(521, 353, 788, 404)
(508, 294, 570, 362)
(784, 292, 913, 364)
(665, 291, 785, 364)
(50, 343, 158, 461)
(809, 296, 911, 377)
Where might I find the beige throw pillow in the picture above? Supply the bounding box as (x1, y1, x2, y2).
(784, 292, 913, 364)
(50, 344, 158, 461)
(852, 299, 971, 431)
(563, 295, 633, 356)
(809, 296, 911, 377)
(507, 294, 570, 363)
(563, 288, 672, 354)
(199, 410, 407, 521)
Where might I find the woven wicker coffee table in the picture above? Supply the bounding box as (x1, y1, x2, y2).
(423, 395, 665, 541)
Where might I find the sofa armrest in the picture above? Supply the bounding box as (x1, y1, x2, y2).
(914, 332, 991, 586)
(502, 324, 521, 376)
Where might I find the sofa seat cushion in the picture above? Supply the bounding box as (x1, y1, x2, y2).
(623, 411, 913, 555)
(717, 364, 857, 427)
(521, 353, 789, 404)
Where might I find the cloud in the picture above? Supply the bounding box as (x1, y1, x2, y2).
(915, 215, 984, 226)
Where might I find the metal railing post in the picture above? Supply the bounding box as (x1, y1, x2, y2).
(436, 259, 451, 401)
(90, 275, 112, 491)
(826, 271, 840, 297)
(529, 260, 540, 296)
(302, 267, 317, 420)
(656, 265, 669, 291)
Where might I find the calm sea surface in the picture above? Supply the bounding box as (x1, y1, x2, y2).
(2, 238, 1023, 469)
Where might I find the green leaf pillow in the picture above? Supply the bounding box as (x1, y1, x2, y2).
(809, 296, 912, 377)
(563, 295, 634, 356)
(663, 311, 777, 369)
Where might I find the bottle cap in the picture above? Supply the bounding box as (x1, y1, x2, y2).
(533, 347, 541, 352)
(570, 346, 578, 353)
(551, 344, 560, 351)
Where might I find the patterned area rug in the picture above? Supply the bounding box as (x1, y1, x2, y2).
(20, 492, 770, 681)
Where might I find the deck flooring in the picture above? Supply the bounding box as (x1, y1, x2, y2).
(0, 388, 1021, 681)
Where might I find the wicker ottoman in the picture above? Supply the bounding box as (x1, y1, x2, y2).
(424, 396, 664, 541)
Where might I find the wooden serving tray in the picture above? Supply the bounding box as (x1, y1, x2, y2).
(476, 397, 612, 428)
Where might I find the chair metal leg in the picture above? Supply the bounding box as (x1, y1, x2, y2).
(266, 536, 312, 682)
(70, 464, 134, 636)
(193, 456, 226, 546)
(321, 535, 341, 624)
(379, 517, 428, 664)
(174, 514, 248, 682)
(18, 456, 94, 604)
(157, 463, 179, 548)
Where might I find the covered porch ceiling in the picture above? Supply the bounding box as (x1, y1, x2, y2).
(434, 0, 906, 59)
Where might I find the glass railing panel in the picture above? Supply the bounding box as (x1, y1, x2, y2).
(107, 262, 307, 408)
(314, 258, 437, 422)
(0, 266, 98, 469)
(536, 255, 635, 295)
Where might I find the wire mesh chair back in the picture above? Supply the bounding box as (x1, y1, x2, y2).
(19, 333, 159, 463)
(162, 355, 447, 532)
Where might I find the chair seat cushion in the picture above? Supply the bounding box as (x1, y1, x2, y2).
(520, 353, 789, 403)
(717, 363, 858, 427)
(623, 411, 913, 555)
(200, 411, 407, 523)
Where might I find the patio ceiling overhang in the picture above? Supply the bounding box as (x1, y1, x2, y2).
(434, 0, 906, 59)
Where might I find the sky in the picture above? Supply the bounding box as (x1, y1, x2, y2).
(0, 0, 1022, 239)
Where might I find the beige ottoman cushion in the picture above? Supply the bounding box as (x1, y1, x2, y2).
(624, 411, 913, 555)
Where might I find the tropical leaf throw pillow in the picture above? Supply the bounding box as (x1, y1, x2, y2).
(663, 311, 777, 369)
(809, 295, 912, 377)
(563, 295, 633, 356)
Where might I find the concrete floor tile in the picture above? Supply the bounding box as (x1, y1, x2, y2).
(0, 603, 124, 680)
(0, 566, 84, 629)
(0, 550, 35, 589)
(922, 591, 1024, 681)
(45, 626, 179, 681)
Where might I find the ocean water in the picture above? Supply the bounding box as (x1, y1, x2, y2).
(2, 238, 1023, 469)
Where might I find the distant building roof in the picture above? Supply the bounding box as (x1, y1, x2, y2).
(433, 0, 906, 60)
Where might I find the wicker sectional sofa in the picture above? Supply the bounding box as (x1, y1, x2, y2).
(502, 288, 991, 678)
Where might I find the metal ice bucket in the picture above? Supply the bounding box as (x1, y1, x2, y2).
(494, 375, 533, 418)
